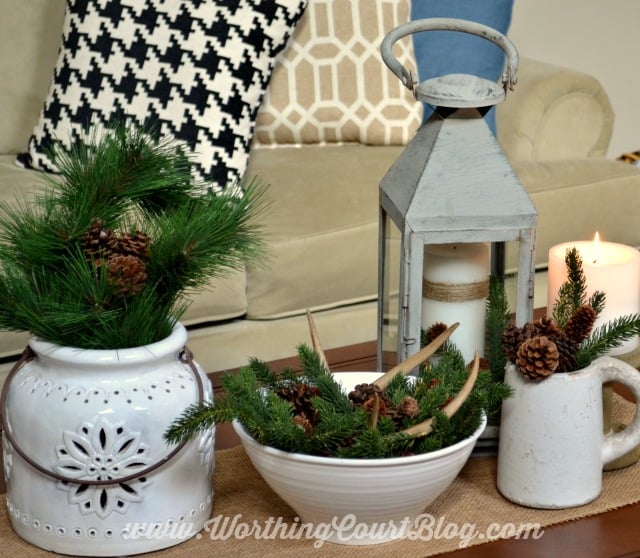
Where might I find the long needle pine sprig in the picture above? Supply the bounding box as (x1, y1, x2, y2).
(0, 123, 266, 348)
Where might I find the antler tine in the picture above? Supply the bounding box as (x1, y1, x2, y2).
(373, 323, 459, 390)
(402, 351, 481, 438)
(306, 310, 329, 370)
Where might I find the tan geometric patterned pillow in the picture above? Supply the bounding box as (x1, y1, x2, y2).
(253, 0, 422, 146)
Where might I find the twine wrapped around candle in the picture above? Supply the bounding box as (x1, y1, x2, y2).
(422, 279, 489, 303)
(422, 243, 490, 364)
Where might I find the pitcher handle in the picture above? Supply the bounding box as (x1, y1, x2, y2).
(599, 357, 640, 465)
(380, 18, 518, 95)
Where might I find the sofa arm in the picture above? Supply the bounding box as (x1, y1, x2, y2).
(496, 57, 614, 162)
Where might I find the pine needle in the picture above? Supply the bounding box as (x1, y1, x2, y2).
(575, 315, 640, 369)
(0, 122, 266, 348)
(165, 342, 510, 458)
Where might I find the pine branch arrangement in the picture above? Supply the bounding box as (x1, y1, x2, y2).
(552, 247, 605, 328)
(0, 123, 266, 349)
(503, 246, 640, 380)
(485, 274, 511, 383)
(165, 342, 511, 459)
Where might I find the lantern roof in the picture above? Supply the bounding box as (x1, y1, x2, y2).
(380, 110, 536, 242)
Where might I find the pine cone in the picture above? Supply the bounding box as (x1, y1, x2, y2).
(502, 325, 525, 362)
(349, 383, 392, 415)
(292, 415, 313, 437)
(502, 317, 563, 364)
(553, 333, 579, 372)
(110, 231, 150, 260)
(275, 382, 321, 425)
(515, 336, 559, 380)
(82, 217, 113, 264)
(468, 357, 490, 371)
(531, 316, 562, 338)
(107, 254, 148, 296)
(564, 305, 597, 344)
(423, 322, 448, 346)
(533, 316, 578, 372)
(397, 396, 420, 418)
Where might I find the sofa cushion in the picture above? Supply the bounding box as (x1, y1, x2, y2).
(497, 59, 614, 162)
(244, 143, 405, 319)
(253, 0, 421, 147)
(16, 0, 307, 193)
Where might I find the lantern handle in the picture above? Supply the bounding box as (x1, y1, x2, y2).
(381, 18, 518, 106)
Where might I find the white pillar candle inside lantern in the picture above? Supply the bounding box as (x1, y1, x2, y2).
(547, 233, 640, 355)
(422, 243, 490, 364)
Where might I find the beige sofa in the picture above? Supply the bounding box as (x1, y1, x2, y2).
(1, 0, 639, 376)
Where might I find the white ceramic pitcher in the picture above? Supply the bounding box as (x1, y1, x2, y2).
(497, 356, 640, 509)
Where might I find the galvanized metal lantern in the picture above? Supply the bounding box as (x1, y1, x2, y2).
(377, 19, 537, 369)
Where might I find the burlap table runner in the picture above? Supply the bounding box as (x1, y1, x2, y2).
(2, 395, 639, 557)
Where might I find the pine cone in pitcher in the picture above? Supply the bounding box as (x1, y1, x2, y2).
(515, 336, 560, 380)
(502, 325, 525, 362)
(563, 305, 597, 344)
(553, 333, 579, 373)
(531, 316, 563, 339)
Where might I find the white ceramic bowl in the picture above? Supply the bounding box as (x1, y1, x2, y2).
(233, 372, 485, 546)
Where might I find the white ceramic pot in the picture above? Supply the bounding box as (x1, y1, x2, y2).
(233, 372, 485, 546)
(1, 323, 214, 556)
(497, 356, 640, 509)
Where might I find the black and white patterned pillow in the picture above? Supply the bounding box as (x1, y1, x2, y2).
(17, 0, 307, 194)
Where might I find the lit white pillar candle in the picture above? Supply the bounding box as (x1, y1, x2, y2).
(547, 234, 640, 355)
(422, 243, 490, 364)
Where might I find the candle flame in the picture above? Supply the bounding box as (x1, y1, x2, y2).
(592, 231, 600, 264)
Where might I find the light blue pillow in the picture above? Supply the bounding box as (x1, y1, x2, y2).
(410, 0, 514, 134)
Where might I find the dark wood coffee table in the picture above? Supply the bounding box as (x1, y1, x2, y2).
(213, 339, 640, 558)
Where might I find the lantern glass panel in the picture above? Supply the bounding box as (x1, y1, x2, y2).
(378, 211, 401, 371)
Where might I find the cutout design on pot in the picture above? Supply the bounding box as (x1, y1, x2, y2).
(54, 417, 152, 519)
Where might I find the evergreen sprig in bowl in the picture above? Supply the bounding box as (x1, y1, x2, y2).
(232, 371, 486, 546)
(166, 321, 508, 545)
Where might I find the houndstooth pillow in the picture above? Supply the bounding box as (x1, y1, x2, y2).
(16, 0, 307, 194)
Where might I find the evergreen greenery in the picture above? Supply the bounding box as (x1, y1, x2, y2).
(165, 343, 511, 459)
(485, 274, 511, 383)
(554, 246, 640, 368)
(552, 247, 606, 328)
(575, 315, 640, 369)
(505, 246, 640, 380)
(0, 124, 266, 349)
(483, 274, 512, 423)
